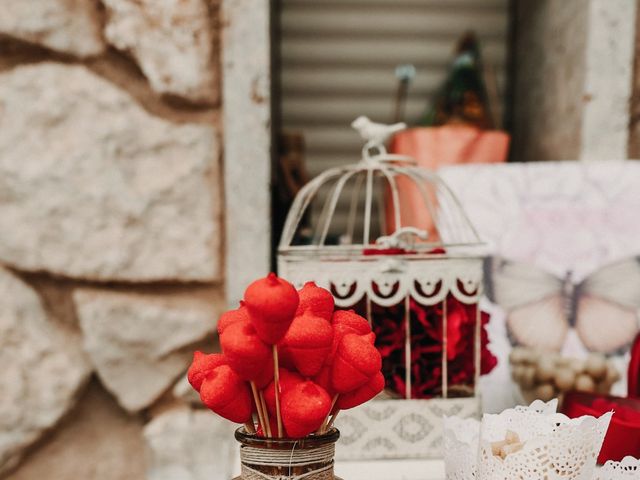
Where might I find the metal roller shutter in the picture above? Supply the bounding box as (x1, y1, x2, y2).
(279, 0, 510, 236)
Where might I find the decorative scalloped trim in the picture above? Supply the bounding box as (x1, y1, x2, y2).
(595, 456, 640, 479)
(281, 258, 483, 308)
(478, 412, 612, 479)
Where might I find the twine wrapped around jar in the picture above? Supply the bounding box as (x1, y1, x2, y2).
(235, 428, 340, 480)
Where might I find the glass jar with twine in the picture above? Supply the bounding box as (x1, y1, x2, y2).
(234, 427, 341, 480)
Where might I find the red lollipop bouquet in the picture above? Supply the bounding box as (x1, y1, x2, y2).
(188, 274, 384, 438)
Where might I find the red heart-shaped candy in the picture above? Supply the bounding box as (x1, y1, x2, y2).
(253, 362, 274, 389)
(281, 381, 332, 438)
(296, 282, 334, 321)
(200, 364, 252, 423)
(187, 351, 226, 392)
(281, 314, 333, 377)
(331, 333, 382, 393)
(220, 319, 271, 381)
(312, 363, 335, 397)
(217, 302, 250, 336)
(332, 310, 371, 332)
(328, 310, 374, 361)
(244, 273, 299, 344)
(264, 368, 303, 417)
(276, 340, 296, 370)
(336, 371, 385, 410)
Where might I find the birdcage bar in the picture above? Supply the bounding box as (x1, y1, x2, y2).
(346, 173, 363, 243)
(280, 145, 484, 249)
(317, 170, 359, 246)
(379, 167, 403, 233)
(388, 165, 441, 238)
(363, 168, 374, 245)
(280, 167, 347, 247)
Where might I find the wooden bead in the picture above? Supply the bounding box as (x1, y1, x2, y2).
(535, 383, 556, 401)
(554, 367, 575, 391)
(520, 366, 536, 389)
(585, 354, 607, 380)
(570, 358, 586, 374)
(606, 362, 621, 384)
(557, 357, 572, 368)
(511, 365, 525, 383)
(509, 347, 529, 365)
(575, 374, 596, 392)
(535, 357, 556, 382)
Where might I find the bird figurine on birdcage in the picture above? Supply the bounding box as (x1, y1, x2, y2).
(278, 116, 495, 460)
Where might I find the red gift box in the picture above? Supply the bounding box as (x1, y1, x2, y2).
(561, 333, 640, 463)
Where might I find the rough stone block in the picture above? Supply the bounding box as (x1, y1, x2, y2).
(0, 63, 221, 282)
(0, 267, 91, 474)
(74, 288, 220, 413)
(104, 0, 219, 103)
(0, 0, 105, 57)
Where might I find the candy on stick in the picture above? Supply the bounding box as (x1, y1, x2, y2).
(329, 310, 375, 359)
(219, 320, 271, 381)
(331, 333, 382, 393)
(253, 363, 275, 389)
(276, 340, 296, 370)
(332, 309, 371, 332)
(191, 276, 384, 439)
(244, 273, 299, 438)
(187, 351, 226, 392)
(313, 364, 335, 397)
(281, 381, 332, 438)
(336, 371, 385, 410)
(281, 313, 333, 377)
(200, 364, 253, 424)
(264, 368, 303, 417)
(296, 282, 335, 321)
(217, 302, 250, 336)
(220, 320, 273, 434)
(313, 310, 374, 394)
(244, 273, 299, 344)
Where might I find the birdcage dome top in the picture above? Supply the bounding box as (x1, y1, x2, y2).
(279, 117, 484, 258)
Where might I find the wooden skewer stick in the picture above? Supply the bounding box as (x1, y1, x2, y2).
(250, 381, 266, 434)
(260, 391, 272, 437)
(318, 394, 339, 434)
(273, 345, 284, 438)
(244, 421, 256, 434)
(327, 409, 340, 430)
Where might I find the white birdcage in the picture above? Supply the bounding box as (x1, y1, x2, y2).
(278, 117, 487, 460)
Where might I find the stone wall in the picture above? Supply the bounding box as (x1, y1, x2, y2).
(0, 1, 232, 478)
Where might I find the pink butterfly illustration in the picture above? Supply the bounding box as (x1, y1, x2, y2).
(485, 256, 640, 353)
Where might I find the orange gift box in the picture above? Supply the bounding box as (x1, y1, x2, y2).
(387, 125, 510, 237)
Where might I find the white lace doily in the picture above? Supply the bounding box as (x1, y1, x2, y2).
(443, 416, 480, 480)
(479, 399, 559, 443)
(443, 400, 558, 480)
(594, 456, 640, 479)
(477, 410, 612, 480)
